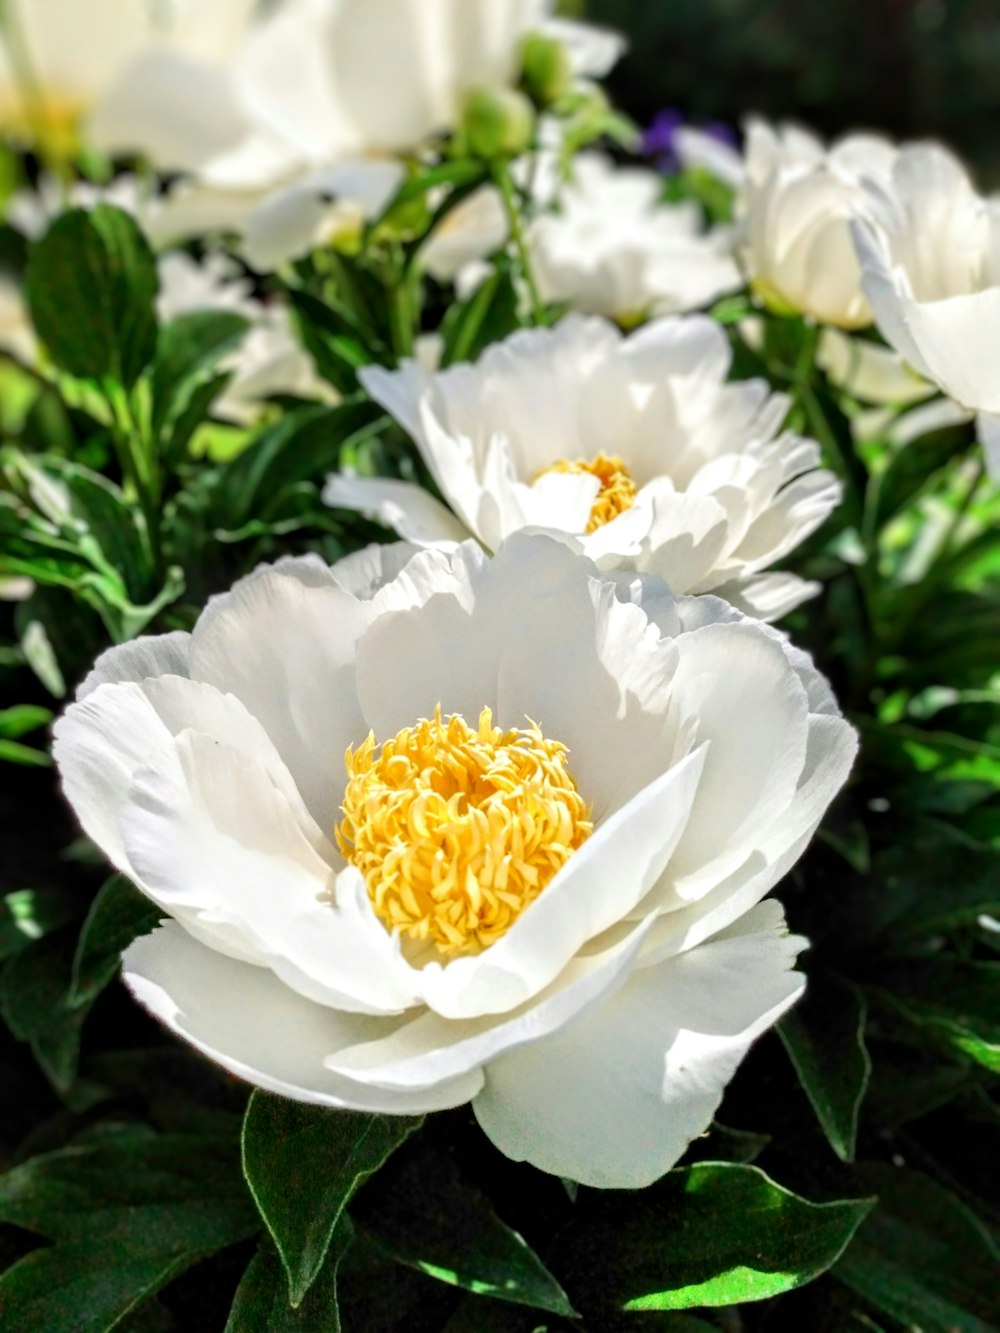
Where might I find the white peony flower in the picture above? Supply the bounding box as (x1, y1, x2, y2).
(326, 315, 841, 620)
(0, 0, 257, 157)
(112, 0, 622, 272)
(739, 120, 897, 330)
(529, 153, 742, 322)
(54, 534, 856, 1188)
(852, 143, 1000, 478)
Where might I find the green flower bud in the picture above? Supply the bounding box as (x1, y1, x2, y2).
(520, 32, 573, 107)
(461, 87, 535, 161)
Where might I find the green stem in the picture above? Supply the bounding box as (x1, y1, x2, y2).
(104, 380, 162, 579)
(493, 159, 544, 326)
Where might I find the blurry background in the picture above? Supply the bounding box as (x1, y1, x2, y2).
(576, 0, 1000, 180)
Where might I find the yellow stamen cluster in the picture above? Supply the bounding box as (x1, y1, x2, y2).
(336, 707, 593, 956)
(535, 452, 638, 533)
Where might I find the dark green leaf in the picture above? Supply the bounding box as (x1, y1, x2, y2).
(556, 1163, 873, 1314)
(779, 972, 871, 1161)
(26, 205, 159, 387)
(873, 423, 975, 528)
(356, 1143, 576, 1316)
(226, 1229, 352, 1333)
(874, 959, 1000, 1071)
(375, 160, 488, 227)
(70, 875, 162, 1009)
(241, 1093, 421, 1306)
(0, 931, 91, 1091)
(835, 1165, 999, 1331)
(0, 1135, 259, 1333)
(0, 888, 79, 962)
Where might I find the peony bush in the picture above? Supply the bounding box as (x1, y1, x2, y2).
(0, 1, 997, 1330)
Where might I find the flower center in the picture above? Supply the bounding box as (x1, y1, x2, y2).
(534, 452, 638, 532)
(336, 707, 593, 956)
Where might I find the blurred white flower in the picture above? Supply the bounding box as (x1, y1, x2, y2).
(739, 120, 897, 329)
(852, 143, 1000, 477)
(115, 0, 622, 272)
(55, 534, 856, 1187)
(0, 0, 257, 157)
(327, 315, 840, 620)
(529, 153, 742, 322)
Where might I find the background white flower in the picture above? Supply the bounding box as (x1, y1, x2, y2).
(54, 534, 857, 1188)
(106, 0, 622, 272)
(327, 315, 841, 620)
(852, 143, 1000, 477)
(0, 0, 257, 158)
(529, 153, 742, 322)
(739, 119, 897, 329)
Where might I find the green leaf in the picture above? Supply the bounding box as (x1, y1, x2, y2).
(226, 1229, 352, 1333)
(874, 959, 1000, 1072)
(778, 972, 871, 1161)
(0, 703, 53, 739)
(216, 400, 384, 529)
(557, 1163, 873, 1315)
(442, 264, 520, 366)
(0, 888, 78, 962)
(0, 1135, 259, 1333)
(151, 310, 250, 456)
(0, 931, 92, 1091)
(835, 1165, 999, 1331)
(355, 1143, 576, 1316)
(241, 1093, 422, 1306)
(873, 423, 974, 528)
(70, 875, 162, 1009)
(26, 204, 159, 388)
(0, 737, 51, 766)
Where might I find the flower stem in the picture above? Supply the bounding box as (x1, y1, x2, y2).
(492, 159, 544, 326)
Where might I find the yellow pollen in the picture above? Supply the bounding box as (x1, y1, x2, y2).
(336, 706, 593, 957)
(534, 452, 638, 533)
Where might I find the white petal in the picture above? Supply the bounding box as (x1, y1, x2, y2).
(328, 542, 424, 600)
(645, 713, 858, 962)
(124, 923, 479, 1113)
(326, 913, 654, 1089)
(666, 622, 810, 895)
(77, 631, 191, 700)
(122, 731, 415, 1015)
(323, 475, 471, 545)
(473, 901, 805, 1188)
(189, 563, 371, 828)
(543, 19, 627, 79)
(715, 572, 820, 622)
(89, 52, 246, 172)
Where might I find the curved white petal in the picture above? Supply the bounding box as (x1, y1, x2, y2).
(122, 731, 415, 1015)
(666, 622, 810, 895)
(323, 475, 471, 545)
(124, 923, 478, 1112)
(77, 631, 192, 700)
(473, 900, 805, 1189)
(326, 911, 654, 1089)
(188, 563, 372, 828)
